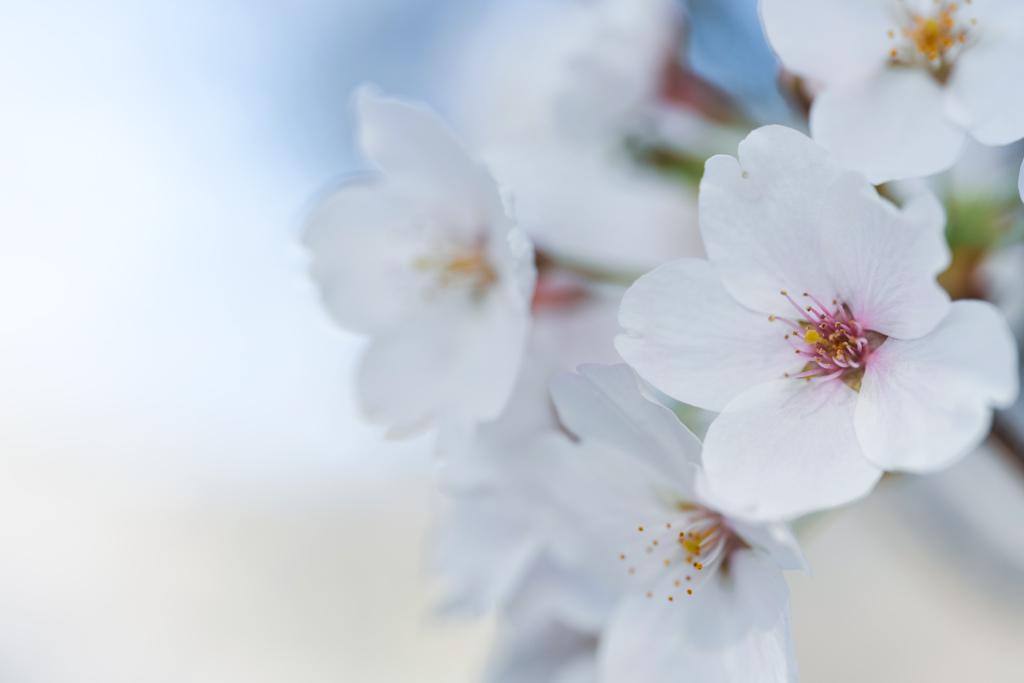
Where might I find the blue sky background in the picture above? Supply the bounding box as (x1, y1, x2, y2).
(0, 0, 506, 501)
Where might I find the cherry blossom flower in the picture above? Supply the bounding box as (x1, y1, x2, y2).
(617, 126, 1019, 519)
(303, 87, 535, 438)
(762, 0, 1024, 182)
(447, 0, 705, 273)
(538, 363, 807, 683)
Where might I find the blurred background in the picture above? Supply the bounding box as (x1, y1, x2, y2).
(0, 1, 1023, 681)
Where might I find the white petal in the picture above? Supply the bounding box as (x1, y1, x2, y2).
(761, 0, 891, 85)
(699, 126, 844, 313)
(855, 300, 1020, 472)
(354, 86, 491, 237)
(702, 380, 883, 520)
(532, 287, 624, 374)
(531, 433, 686, 581)
(488, 143, 703, 274)
(727, 519, 810, 575)
(438, 291, 623, 485)
(1020, 158, 1024, 203)
(506, 554, 619, 634)
(489, 225, 537, 315)
(550, 363, 701, 490)
(818, 173, 951, 339)
(433, 494, 542, 615)
(616, 259, 799, 411)
(302, 181, 419, 333)
(946, 24, 1024, 146)
(963, 0, 1024, 24)
(600, 549, 798, 683)
(357, 290, 530, 435)
(550, 0, 680, 141)
(811, 69, 966, 183)
(487, 619, 599, 683)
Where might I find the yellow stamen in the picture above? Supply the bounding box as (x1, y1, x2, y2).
(908, 10, 962, 62)
(413, 245, 496, 291)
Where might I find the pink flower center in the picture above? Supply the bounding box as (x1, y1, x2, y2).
(620, 505, 745, 603)
(771, 291, 885, 392)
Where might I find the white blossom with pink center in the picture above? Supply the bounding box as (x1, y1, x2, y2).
(303, 88, 536, 439)
(536, 364, 807, 683)
(762, 0, 1024, 183)
(616, 126, 1019, 519)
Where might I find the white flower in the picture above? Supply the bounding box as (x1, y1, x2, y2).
(539, 363, 807, 683)
(447, 0, 704, 273)
(303, 87, 536, 438)
(762, 0, 1024, 182)
(617, 126, 1019, 519)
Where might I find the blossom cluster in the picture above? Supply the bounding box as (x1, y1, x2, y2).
(302, 0, 1023, 680)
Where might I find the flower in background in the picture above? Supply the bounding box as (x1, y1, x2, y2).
(617, 126, 1019, 519)
(538, 364, 806, 683)
(447, 0, 706, 275)
(303, 87, 535, 439)
(762, 0, 1024, 182)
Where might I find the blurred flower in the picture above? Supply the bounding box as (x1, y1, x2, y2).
(763, 0, 1024, 182)
(448, 0, 705, 274)
(617, 126, 1019, 519)
(303, 88, 535, 439)
(540, 364, 806, 683)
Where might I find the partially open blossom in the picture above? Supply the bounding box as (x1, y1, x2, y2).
(763, 0, 1024, 182)
(303, 88, 536, 438)
(617, 126, 1019, 519)
(539, 364, 807, 683)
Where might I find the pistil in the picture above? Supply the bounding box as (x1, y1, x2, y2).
(771, 291, 884, 391)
